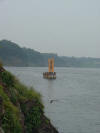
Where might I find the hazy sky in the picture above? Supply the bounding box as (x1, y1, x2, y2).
(0, 0, 100, 57)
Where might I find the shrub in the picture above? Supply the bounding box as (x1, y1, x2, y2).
(25, 106, 42, 133)
(9, 87, 18, 105)
(1, 71, 15, 87)
(0, 85, 9, 101)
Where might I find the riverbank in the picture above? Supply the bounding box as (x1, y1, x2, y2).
(0, 65, 58, 133)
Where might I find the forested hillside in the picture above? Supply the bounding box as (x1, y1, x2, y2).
(0, 40, 100, 68)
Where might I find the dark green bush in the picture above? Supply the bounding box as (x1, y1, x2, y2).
(0, 85, 9, 101)
(1, 71, 15, 87)
(25, 106, 42, 133)
(9, 87, 18, 105)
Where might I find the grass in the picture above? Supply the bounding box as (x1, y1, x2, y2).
(0, 85, 22, 133)
(15, 81, 42, 101)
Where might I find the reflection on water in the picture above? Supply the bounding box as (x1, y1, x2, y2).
(47, 80, 55, 100)
(6, 67, 100, 133)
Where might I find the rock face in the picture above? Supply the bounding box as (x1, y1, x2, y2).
(0, 66, 58, 133)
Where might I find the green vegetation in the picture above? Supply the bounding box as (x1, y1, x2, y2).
(23, 106, 42, 133)
(0, 69, 45, 133)
(1, 71, 15, 87)
(0, 85, 22, 133)
(15, 81, 42, 103)
(2, 102, 22, 133)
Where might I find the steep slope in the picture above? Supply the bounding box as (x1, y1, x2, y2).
(0, 65, 58, 133)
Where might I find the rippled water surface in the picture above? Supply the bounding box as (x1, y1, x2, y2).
(6, 67, 100, 133)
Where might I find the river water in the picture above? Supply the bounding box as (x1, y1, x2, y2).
(5, 67, 100, 133)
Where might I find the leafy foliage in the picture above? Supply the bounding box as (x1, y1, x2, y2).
(1, 71, 15, 87)
(24, 106, 42, 133)
(9, 87, 18, 105)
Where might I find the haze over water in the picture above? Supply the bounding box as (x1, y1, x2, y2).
(6, 67, 100, 133)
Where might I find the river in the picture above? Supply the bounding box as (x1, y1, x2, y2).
(5, 67, 100, 133)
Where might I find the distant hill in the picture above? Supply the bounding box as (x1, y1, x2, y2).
(0, 40, 100, 68)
